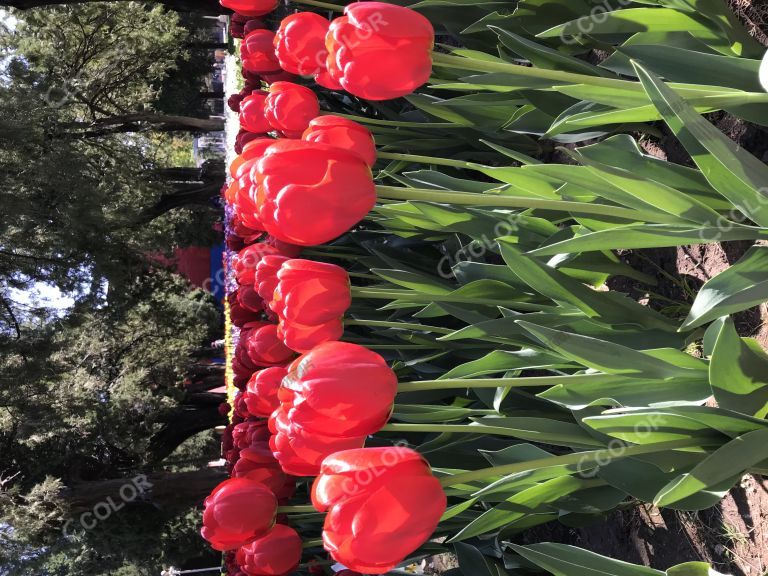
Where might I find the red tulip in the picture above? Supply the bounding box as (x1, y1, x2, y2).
(201, 478, 278, 551)
(242, 322, 295, 367)
(272, 259, 351, 353)
(235, 524, 302, 576)
(303, 115, 376, 166)
(239, 92, 270, 134)
(232, 419, 271, 450)
(237, 283, 264, 313)
(264, 82, 320, 138)
(269, 342, 396, 474)
(234, 243, 285, 286)
(228, 93, 246, 112)
(242, 30, 281, 73)
(244, 365, 287, 417)
(232, 438, 295, 501)
(233, 393, 251, 421)
(326, 2, 434, 100)
(253, 140, 375, 246)
(269, 416, 366, 476)
(255, 254, 290, 306)
(229, 290, 263, 327)
(221, 0, 276, 16)
(312, 447, 446, 573)
(275, 12, 330, 76)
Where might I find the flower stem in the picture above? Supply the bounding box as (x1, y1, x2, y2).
(292, 0, 345, 11)
(430, 52, 630, 90)
(396, 373, 620, 393)
(350, 286, 545, 311)
(377, 151, 480, 170)
(324, 111, 456, 129)
(379, 423, 605, 447)
(277, 505, 317, 513)
(345, 319, 454, 334)
(302, 538, 324, 549)
(439, 438, 714, 487)
(375, 185, 662, 222)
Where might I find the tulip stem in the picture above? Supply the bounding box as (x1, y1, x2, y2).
(375, 185, 661, 222)
(430, 52, 630, 90)
(302, 538, 324, 549)
(277, 505, 317, 513)
(345, 319, 454, 334)
(350, 287, 545, 311)
(325, 112, 456, 129)
(438, 438, 715, 488)
(396, 373, 621, 393)
(292, 0, 345, 11)
(377, 152, 480, 170)
(379, 423, 601, 447)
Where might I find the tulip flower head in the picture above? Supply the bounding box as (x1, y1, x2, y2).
(253, 140, 376, 246)
(201, 477, 278, 551)
(241, 29, 281, 73)
(264, 82, 320, 138)
(255, 254, 290, 306)
(239, 92, 270, 134)
(220, 0, 276, 17)
(244, 365, 287, 417)
(235, 524, 302, 576)
(302, 115, 376, 166)
(271, 259, 352, 353)
(326, 2, 434, 100)
(242, 321, 295, 367)
(275, 12, 330, 76)
(269, 342, 397, 474)
(312, 447, 446, 573)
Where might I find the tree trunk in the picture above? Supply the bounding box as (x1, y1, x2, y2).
(135, 181, 224, 225)
(1, 0, 228, 14)
(67, 113, 225, 137)
(188, 42, 229, 51)
(145, 399, 227, 466)
(62, 468, 227, 514)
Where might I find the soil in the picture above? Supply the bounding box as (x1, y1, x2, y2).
(517, 475, 768, 575)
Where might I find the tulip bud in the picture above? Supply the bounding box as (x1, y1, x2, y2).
(312, 447, 446, 573)
(201, 478, 278, 551)
(264, 82, 320, 138)
(253, 140, 375, 246)
(326, 2, 434, 100)
(239, 92, 270, 134)
(241, 29, 281, 74)
(244, 365, 287, 417)
(275, 12, 330, 76)
(235, 524, 302, 576)
(303, 115, 376, 166)
(221, 0, 276, 16)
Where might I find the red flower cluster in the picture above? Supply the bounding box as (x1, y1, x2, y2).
(213, 5, 444, 574)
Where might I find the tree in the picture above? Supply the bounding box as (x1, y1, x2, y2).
(0, 270, 225, 575)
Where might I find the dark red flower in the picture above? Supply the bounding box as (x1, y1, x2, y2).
(221, 0, 276, 18)
(261, 70, 298, 84)
(253, 140, 375, 246)
(235, 524, 302, 576)
(239, 91, 270, 134)
(228, 93, 246, 112)
(326, 2, 434, 100)
(272, 259, 351, 353)
(241, 322, 295, 367)
(302, 115, 376, 167)
(232, 419, 271, 450)
(244, 19, 266, 35)
(263, 82, 319, 138)
(241, 30, 281, 74)
(244, 365, 286, 418)
(201, 478, 278, 551)
(218, 402, 232, 417)
(312, 447, 446, 573)
(232, 441, 295, 501)
(275, 12, 330, 76)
